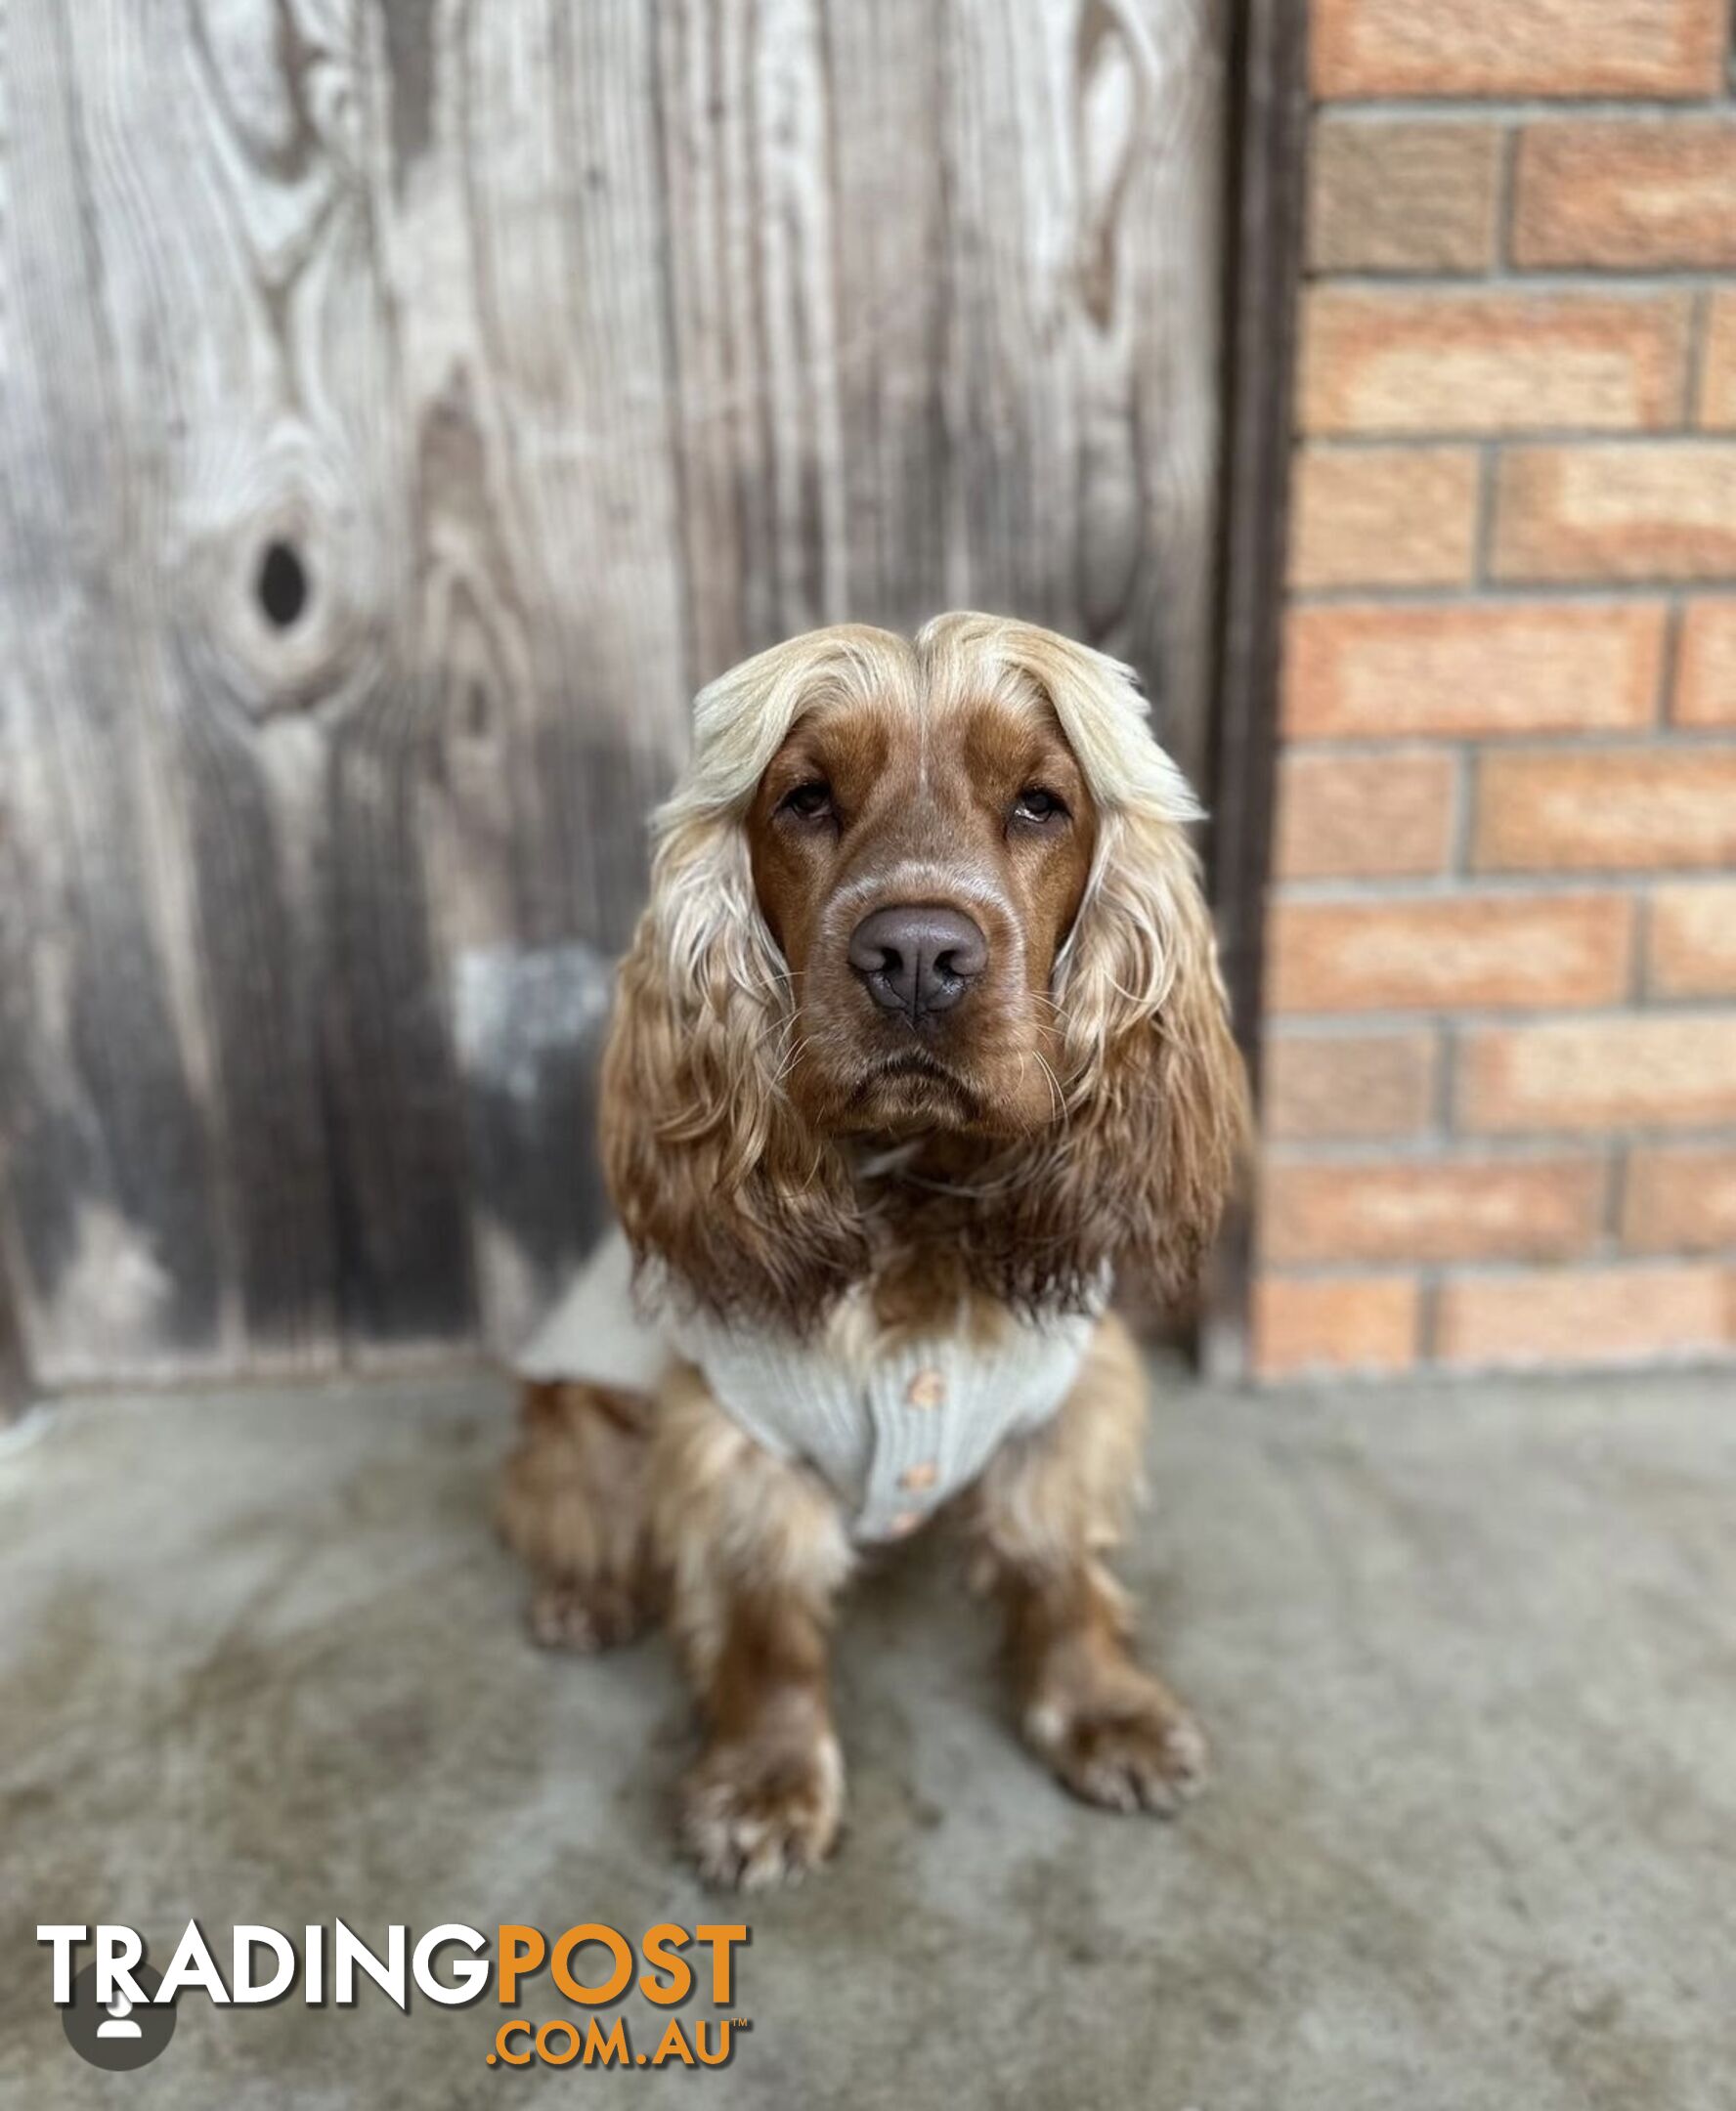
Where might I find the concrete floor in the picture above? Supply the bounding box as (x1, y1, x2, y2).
(2, 1363, 1734, 2110)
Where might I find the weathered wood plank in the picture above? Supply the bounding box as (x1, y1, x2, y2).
(381, 0, 693, 1345)
(0, 0, 447, 1373)
(0, 1, 230, 1385)
(660, 0, 1225, 783)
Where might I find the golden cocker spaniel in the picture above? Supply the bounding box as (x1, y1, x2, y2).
(501, 612, 1249, 1887)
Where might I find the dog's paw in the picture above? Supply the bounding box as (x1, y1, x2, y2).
(680, 1730, 845, 1890)
(526, 1575, 650, 1654)
(1026, 1676, 1208, 1817)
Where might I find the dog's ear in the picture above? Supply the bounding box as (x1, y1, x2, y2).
(1049, 805, 1251, 1310)
(600, 771, 867, 1332)
(960, 629, 1250, 1314)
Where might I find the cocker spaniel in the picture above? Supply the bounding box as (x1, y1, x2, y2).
(501, 612, 1249, 1887)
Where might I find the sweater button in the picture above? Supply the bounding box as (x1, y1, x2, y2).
(899, 1460, 938, 1492)
(887, 1509, 923, 1537)
(905, 1368, 946, 1408)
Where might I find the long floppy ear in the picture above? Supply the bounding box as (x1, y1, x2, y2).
(600, 806, 868, 1329)
(950, 623, 1250, 1314)
(1048, 804, 1251, 1310)
(600, 639, 886, 1329)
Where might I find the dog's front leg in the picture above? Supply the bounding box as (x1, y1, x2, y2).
(651, 1364, 854, 1888)
(966, 1312, 1207, 1814)
(498, 1380, 662, 1651)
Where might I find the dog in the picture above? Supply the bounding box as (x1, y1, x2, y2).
(499, 612, 1249, 1887)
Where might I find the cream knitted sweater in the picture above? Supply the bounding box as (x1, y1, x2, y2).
(517, 1229, 1099, 1543)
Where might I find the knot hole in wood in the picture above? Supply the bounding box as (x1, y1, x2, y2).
(257, 539, 310, 629)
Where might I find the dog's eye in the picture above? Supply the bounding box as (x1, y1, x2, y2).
(778, 779, 834, 823)
(1012, 786, 1068, 826)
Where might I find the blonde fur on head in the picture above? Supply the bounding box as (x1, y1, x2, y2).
(914, 615, 1249, 1313)
(601, 614, 1248, 1330)
(602, 629, 914, 1327)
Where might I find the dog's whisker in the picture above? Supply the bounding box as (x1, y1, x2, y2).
(1030, 1045, 1066, 1128)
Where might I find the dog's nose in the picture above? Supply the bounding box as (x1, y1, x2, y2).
(847, 904, 988, 1019)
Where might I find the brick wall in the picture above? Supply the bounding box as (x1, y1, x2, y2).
(1253, 0, 1736, 1377)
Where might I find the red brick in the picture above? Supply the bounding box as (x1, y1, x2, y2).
(1438, 1265, 1730, 1369)
(1495, 444, 1736, 583)
(1263, 1032, 1440, 1142)
(1288, 446, 1480, 590)
(1302, 290, 1690, 438)
(1313, 0, 1726, 98)
(1308, 120, 1502, 274)
(1474, 751, 1736, 872)
(1269, 895, 1632, 1015)
(1460, 1014, 1736, 1132)
(1252, 1274, 1420, 1380)
(1650, 883, 1736, 997)
(1624, 1146, 1736, 1252)
(1261, 1156, 1606, 1265)
(1514, 121, 1736, 269)
(1275, 751, 1457, 880)
(1674, 600, 1736, 724)
(1699, 295, 1736, 429)
(1284, 603, 1665, 741)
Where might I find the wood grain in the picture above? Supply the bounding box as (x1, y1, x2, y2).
(0, 0, 1224, 1384)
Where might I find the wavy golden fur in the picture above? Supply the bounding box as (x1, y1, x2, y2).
(602, 611, 1247, 1330)
(502, 613, 1249, 1887)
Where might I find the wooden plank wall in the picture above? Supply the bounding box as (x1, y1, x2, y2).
(0, 0, 1224, 1395)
